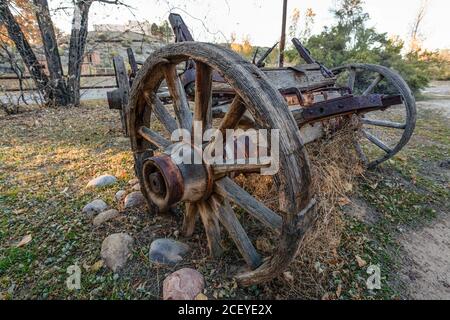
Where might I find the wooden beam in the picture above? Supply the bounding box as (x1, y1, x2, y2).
(214, 177, 282, 231)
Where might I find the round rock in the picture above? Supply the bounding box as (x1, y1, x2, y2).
(149, 238, 189, 265)
(82, 199, 108, 217)
(128, 178, 139, 185)
(115, 190, 126, 202)
(86, 175, 117, 188)
(93, 209, 120, 226)
(100, 233, 134, 272)
(163, 268, 205, 300)
(123, 191, 146, 209)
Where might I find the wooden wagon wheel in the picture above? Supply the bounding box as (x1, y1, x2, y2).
(107, 55, 130, 136)
(128, 42, 315, 286)
(332, 64, 416, 169)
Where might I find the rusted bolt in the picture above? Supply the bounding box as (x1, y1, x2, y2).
(148, 172, 166, 195)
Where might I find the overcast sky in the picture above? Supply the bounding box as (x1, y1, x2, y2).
(50, 0, 450, 50)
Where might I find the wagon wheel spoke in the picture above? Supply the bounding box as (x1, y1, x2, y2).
(197, 200, 223, 258)
(138, 126, 171, 149)
(214, 177, 282, 231)
(363, 74, 383, 96)
(354, 140, 369, 166)
(144, 93, 178, 133)
(362, 129, 392, 153)
(218, 96, 247, 133)
(210, 195, 262, 269)
(348, 67, 356, 92)
(182, 202, 198, 237)
(163, 63, 193, 130)
(212, 157, 271, 176)
(194, 61, 213, 132)
(362, 118, 406, 129)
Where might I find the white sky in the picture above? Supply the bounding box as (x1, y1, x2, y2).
(50, 0, 450, 50)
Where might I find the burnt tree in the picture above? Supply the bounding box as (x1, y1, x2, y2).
(67, 0, 93, 106)
(1, 0, 127, 107)
(0, 0, 52, 102)
(33, 0, 69, 106)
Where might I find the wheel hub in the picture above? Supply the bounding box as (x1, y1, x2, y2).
(142, 150, 213, 211)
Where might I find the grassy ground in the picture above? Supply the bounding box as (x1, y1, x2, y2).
(0, 101, 448, 300)
(339, 108, 449, 299)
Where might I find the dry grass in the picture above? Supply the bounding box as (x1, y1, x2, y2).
(285, 124, 364, 299)
(233, 122, 364, 299)
(8, 103, 439, 300)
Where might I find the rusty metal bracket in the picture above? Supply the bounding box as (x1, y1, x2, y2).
(295, 94, 403, 125)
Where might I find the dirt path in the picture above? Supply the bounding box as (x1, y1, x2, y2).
(418, 81, 450, 116)
(400, 214, 450, 299)
(400, 81, 450, 299)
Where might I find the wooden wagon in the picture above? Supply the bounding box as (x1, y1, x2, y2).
(106, 14, 416, 285)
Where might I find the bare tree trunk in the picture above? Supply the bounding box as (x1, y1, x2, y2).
(0, 44, 28, 106)
(0, 0, 52, 102)
(410, 0, 428, 52)
(67, 0, 93, 106)
(33, 0, 70, 106)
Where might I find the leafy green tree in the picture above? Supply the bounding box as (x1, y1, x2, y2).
(286, 0, 432, 94)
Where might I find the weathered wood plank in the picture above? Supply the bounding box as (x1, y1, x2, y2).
(348, 67, 356, 92)
(362, 129, 392, 153)
(182, 202, 198, 237)
(214, 177, 282, 231)
(363, 74, 383, 96)
(138, 126, 171, 149)
(163, 63, 193, 130)
(194, 61, 213, 130)
(198, 201, 223, 258)
(145, 93, 178, 133)
(362, 118, 406, 129)
(218, 96, 247, 133)
(212, 157, 271, 176)
(210, 195, 262, 269)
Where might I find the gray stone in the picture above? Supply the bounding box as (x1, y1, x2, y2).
(163, 268, 205, 300)
(149, 238, 189, 265)
(131, 183, 141, 191)
(128, 178, 139, 185)
(82, 199, 108, 216)
(123, 191, 146, 209)
(93, 209, 120, 226)
(86, 175, 117, 188)
(101, 233, 134, 272)
(115, 190, 126, 202)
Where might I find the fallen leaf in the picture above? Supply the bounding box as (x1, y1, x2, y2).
(355, 255, 367, 268)
(91, 260, 104, 272)
(321, 292, 331, 300)
(344, 183, 353, 192)
(336, 284, 342, 298)
(16, 235, 32, 247)
(195, 293, 208, 300)
(314, 261, 324, 273)
(283, 271, 294, 282)
(83, 262, 90, 271)
(338, 197, 351, 207)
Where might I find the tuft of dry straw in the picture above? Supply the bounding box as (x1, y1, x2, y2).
(281, 121, 365, 299)
(235, 121, 364, 299)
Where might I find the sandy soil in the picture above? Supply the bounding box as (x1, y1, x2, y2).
(418, 81, 450, 116)
(400, 215, 450, 299)
(400, 81, 450, 300)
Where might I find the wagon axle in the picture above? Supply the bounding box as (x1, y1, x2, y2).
(142, 152, 213, 211)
